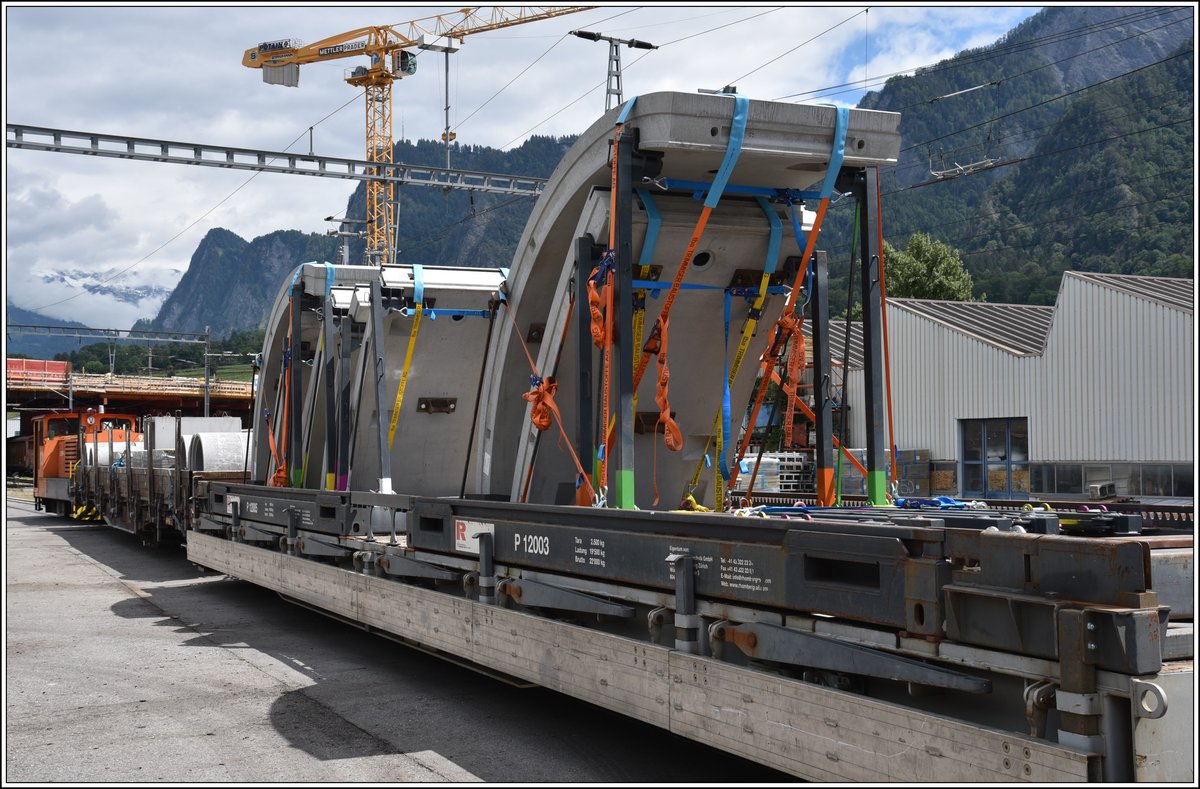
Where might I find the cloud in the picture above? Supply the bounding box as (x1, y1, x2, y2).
(4, 4, 1044, 330)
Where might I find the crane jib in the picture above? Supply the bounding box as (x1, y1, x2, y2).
(258, 39, 298, 53)
(319, 41, 368, 57)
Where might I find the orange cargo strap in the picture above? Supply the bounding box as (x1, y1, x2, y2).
(727, 200, 829, 491)
(650, 312, 682, 507)
(779, 311, 807, 449)
(504, 298, 596, 504)
(519, 295, 578, 504)
(268, 299, 292, 487)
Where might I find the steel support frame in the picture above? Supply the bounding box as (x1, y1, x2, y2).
(575, 236, 604, 499)
(833, 167, 887, 504)
(288, 279, 305, 488)
(612, 128, 636, 509)
(809, 250, 835, 505)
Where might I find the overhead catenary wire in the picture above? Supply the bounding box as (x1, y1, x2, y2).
(773, 5, 1185, 103)
(500, 6, 784, 149)
(815, 104, 1192, 263)
(900, 48, 1192, 154)
(453, 7, 639, 135)
(728, 8, 866, 87)
(591, 7, 749, 34)
(656, 7, 783, 47)
(811, 46, 1193, 260)
(888, 79, 1193, 183)
(823, 134, 1191, 261)
(892, 11, 1193, 114)
(453, 33, 571, 133)
(887, 88, 1192, 182)
(891, 114, 1193, 194)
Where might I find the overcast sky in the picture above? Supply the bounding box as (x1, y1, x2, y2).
(3, 2, 1046, 329)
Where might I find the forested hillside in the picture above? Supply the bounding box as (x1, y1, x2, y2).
(341, 134, 574, 268)
(827, 5, 1193, 307)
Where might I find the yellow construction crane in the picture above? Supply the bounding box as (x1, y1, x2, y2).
(243, 7, 592, 266)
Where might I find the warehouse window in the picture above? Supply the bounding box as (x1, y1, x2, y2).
(1141, 465, 1173, 497)
(960, 418, 1030, 499)
(1172, 465, 1192, 497)
(1031, 463, 1055, 494)
(1055, 464, 1083, 495)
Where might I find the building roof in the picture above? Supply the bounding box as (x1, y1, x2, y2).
(802, 318, 864, 371)
(887, 298, 1055, 355)
(795, 274, 1192, 369)
(1064, 272, 1194, 313)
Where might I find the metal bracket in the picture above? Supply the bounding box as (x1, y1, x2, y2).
(416, 398, 457, 414)
(1129, 679, 1169, 720)
(377, 551, 461, 582)
(634, 410, 673, 434)
(296, 532, 352, 557)
(1024, 680, 1056, 738)
(496, 578, 634, 618)
(648, 606, 670, 644)
(728, 267, 789, 290)
(711, 621, 992, 694)
(237, 521, 280, 543)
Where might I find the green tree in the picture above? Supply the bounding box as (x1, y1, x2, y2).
(883, 233, 976, 301)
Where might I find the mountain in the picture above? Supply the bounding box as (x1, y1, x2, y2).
(341, 134, 573, 269)
(4, 304, 93, 358)
(824, 5, 1194, 308)
(138, 228, 339, 337)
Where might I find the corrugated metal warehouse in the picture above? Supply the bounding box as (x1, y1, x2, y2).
(842, 272, 1194, 500)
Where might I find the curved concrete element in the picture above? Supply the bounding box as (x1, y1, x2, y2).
(253, 263, 376, 483)
(189, 431, 253, 472)
(86, 442, 144, 466)
(250, 92, 898, 510)
(254, 262, 505, 496)
(473, 91, 900, 508)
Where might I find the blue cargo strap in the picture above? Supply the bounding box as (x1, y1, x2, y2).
(718, 288, 733, 484)
(632, 94, 749, 390)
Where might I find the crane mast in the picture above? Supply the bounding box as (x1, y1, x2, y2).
(243, 7, 592, 267)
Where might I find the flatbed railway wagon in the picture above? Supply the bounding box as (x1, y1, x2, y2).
(70, 413, 251, 544)
(50, 90, 1194, 782)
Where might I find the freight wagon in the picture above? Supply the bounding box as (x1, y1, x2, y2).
(32, 91, 1194, 782)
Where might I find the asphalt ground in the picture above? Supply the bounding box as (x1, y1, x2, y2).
(4, 493, 791, 784)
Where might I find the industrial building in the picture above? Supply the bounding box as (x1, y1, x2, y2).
(843, 272, 1194, 500)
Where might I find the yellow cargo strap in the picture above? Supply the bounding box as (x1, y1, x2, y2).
(688, 196, 782, 508)
(387, 264, 424, 451)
